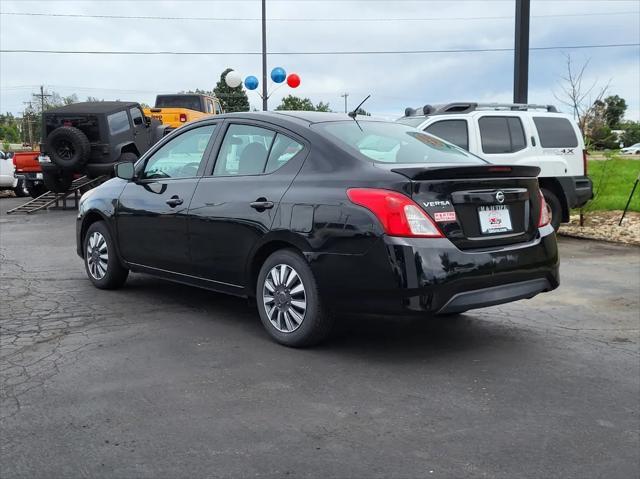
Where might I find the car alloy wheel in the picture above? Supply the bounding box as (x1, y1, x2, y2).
(262, 263, 307, 333)
(86, 231, 108, 280)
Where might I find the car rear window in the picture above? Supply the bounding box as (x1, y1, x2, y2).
(155, 95, 201, 111)
(533, 117, 578, 148)
(316, 121, 485, 165)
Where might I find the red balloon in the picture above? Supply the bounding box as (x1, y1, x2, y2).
(286, 73, 300, 88)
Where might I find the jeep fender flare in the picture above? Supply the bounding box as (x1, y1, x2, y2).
(114, 141, 140, 159)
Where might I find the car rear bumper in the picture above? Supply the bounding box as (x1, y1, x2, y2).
(15, 172, 44, 182)
(309, 225, 559, 315)
(558, 175, 593, 209)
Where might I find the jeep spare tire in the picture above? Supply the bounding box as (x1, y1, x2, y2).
(46, 126, 91, 170)
(42, 170, 73, 193)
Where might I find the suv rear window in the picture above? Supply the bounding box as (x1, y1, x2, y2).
(533, 117, 578, 148)
(479, 116, 526, 154)
(425, 120, 469, 150)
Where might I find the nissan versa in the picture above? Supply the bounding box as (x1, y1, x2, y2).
(76, 111, 559, 347)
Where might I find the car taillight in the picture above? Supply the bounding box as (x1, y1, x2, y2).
(583, 149, 588, 175)
(179, 113, 187, 123)
(538, 190, 551, 227)
(347, 188, 443, 238)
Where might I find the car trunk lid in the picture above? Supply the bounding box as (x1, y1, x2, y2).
(392, 165, 543, 249)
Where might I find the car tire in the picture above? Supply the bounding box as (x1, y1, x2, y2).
(26, 182, 47, 198)
(42, 170, 73, 193)
(13, 179, 29, 197)
(83, 221, 129, 290)
(256, 249, 334, 347)
(541, 188, 562, 231)
(46, 126, 91, 170)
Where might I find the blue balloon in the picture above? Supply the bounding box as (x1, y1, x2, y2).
(244, 75, 259, 90)
(271, 67, 286, 84)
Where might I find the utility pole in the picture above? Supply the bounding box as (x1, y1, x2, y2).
(32, 85, 52, 143)
(261, 0, 268, 111)
(513, 0, 530, 103)
(340, 93, 349, 113)
(22, 101, 34, 148)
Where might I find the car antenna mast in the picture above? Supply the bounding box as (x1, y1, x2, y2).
(348, 95, 371, 118)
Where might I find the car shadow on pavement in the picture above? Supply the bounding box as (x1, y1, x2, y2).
(122, 274, 527, 360)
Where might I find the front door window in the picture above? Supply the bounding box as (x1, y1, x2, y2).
(142, 125, 216, 180)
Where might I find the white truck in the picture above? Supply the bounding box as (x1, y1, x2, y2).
(0, 151, 28, 197)
(398, 103, 593, 230)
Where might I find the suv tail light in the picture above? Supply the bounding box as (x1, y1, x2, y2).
(583, 149, 588, 175)
(347, 188, 443, 238)
(538, 190, 551, 227)
(179, 113, 187, 123)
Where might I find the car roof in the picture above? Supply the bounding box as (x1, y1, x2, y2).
(45, 101, 139, 115)
(206, 110, 390, 127)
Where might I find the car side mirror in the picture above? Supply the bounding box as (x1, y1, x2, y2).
(133, 116, 144, 126)
(115, 161, 135, 180)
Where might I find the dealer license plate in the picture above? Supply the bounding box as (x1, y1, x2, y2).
(478, 205, 513, 234)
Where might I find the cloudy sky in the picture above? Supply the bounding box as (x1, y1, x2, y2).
(1, 0, 639, 120)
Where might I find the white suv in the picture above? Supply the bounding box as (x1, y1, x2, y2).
(397, 103, 593, 230)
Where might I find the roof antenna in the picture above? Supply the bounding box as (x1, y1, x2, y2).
(348, 95, 371, 118)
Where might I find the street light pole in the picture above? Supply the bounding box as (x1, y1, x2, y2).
(261, 0, 268, 111)
(513, 0, 530, 104)
(340, 93, 349, 113)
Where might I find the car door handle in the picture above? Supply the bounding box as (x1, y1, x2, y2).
(250, 199, 274, 211)
(166, 196, 184, 207)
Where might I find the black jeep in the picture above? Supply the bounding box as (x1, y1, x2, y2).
(39, 102, 167, 192)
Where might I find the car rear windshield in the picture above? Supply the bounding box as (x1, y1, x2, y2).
(155, 95, 202, 111)
(316, 121, 485, 165)
(533, 117, 578, 148)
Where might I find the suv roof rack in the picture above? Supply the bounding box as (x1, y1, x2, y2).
(404, 102, 558, 117)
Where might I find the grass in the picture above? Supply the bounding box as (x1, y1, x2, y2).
(585, 156, 640, 212)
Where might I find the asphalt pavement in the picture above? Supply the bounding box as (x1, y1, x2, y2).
(1, 196, 639, 478)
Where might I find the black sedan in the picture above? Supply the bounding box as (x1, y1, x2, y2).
(77, 111, 559, 347)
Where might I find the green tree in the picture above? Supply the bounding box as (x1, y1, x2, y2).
(0, 124, 20, 143)
(603, 95, 627, 129)
(619, 121, 640, 147)
(213, 68, 250, 112)
(315, 101, 331, 112)
(276, 95, 332, 112)
(276, 95, 315, 111)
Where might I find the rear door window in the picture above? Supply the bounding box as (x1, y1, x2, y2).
(264, 134, 304, 173)
(213, 124, 276, 176)
(425, 120, 469, 150)
(479, 116, 526, 154)
(108, 111, 130, 135)
(533, 117, 578, 148)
